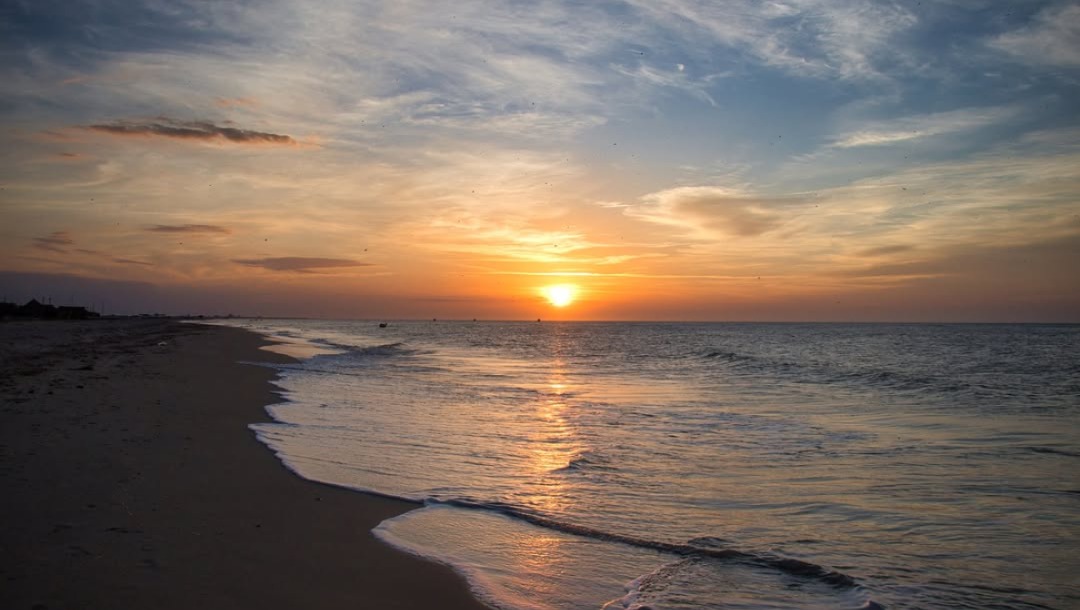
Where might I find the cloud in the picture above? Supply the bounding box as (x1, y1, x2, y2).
(26, 232, 157, 271)
(232, 257, 371, 273)
(842, 234, 1080, 286)
(610, 63, 720, 107)
(830, 106, 1018, 148)
(631, 186, 794, 237)
(146, 224, 231, 234)
(418, 214, 595, 265)
(215, 97, 259, 108)
(624, 0, 918, 81)
(85, 118, 296, 145)
(858, 244, 914, 257)
(994, 4, 1080, 67)
(33, 231, 74, 253)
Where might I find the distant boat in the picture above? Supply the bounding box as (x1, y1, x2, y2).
(379, 322, 388, 328)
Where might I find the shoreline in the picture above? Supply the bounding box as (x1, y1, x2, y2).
(0, 319, 489, 610)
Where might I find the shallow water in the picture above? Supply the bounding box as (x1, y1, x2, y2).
(222, 320, 1080, 610)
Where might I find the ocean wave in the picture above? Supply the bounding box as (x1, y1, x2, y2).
(428, 497, 863, 590)
(702, 349, 756, 363)
(1026, 446, 1080, 458)
(699, 345, 978, 399)
(606, 557, 884, 610)
(311, 339, 416, 357)
(551, 450, 613, 473)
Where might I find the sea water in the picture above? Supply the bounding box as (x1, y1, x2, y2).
(218, 320, 1080, 610)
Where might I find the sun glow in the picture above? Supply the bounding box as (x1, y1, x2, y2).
(541, 284, 578, 308)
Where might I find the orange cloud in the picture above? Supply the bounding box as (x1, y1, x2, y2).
(33, 231, 74, 253)
(48, 152, 87, 162)
(60, 75, 92, 85)
(215, 97, 260, 108)
(857, 244, 916, 257)
(146, 224, 232, 235)
(633, 186, 801, 237)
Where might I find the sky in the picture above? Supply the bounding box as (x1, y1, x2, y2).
(1, 0, 1078, 321)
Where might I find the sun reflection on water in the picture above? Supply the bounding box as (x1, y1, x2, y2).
(526, 361, 579, 497)
(499, 360, 584, 594)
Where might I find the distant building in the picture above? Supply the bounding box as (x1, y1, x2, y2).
(0, 299, 100, 320)
(57, 305, 97, 320)
(19, 299, 55, 318)
(0, 302, 18, 318)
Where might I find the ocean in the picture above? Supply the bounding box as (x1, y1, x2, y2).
(219, 319, 1079, 610)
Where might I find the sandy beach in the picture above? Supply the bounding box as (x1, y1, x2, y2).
(0, 319, 489, 610)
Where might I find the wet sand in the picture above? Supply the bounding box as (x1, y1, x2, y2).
(0, 319, 489, 610)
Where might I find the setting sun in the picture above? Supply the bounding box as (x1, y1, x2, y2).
(541, 284, 578, 308)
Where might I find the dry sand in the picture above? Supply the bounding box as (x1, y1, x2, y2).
(0, 319, 490, 610)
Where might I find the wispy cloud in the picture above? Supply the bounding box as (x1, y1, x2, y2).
(146, 224, 231, 234)
(994, 4, 1080, 67)
(624, 0, 918, 81)
(830, 106, 1018, 148)
(215, 96, 259, 108)
(32, 231, 74, 253)
(85, 118, 296, 146)
(417, 216, 593, 265)
(611, 63, 720, 107)
(232, 257, 372, 273)
(112, 257, 153, 266)
(612, 124, 1080, 290)
(28, 232, 155, 270)
(630, 186, 797, 237)
(858, 244, 915, 257)
(841, 234, 1080, 289)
